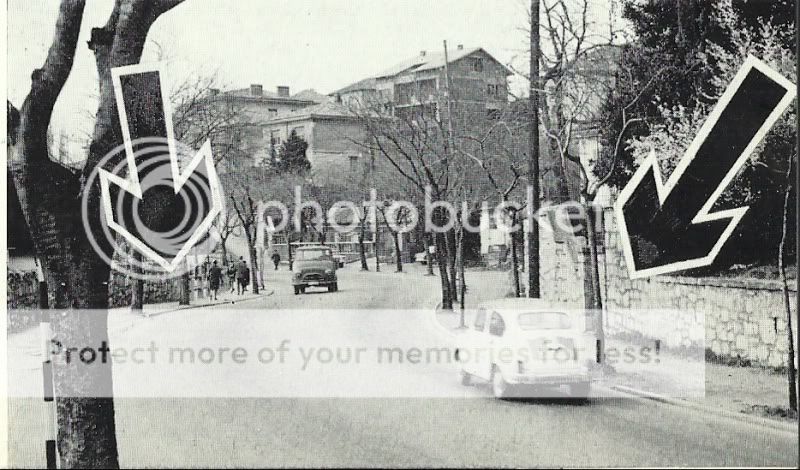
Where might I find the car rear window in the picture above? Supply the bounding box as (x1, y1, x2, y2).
(296, 249, 331, 261)
(517, 312, 572, 330)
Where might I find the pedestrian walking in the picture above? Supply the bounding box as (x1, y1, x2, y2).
(207, 260, 224, 300)
(236, 257, 250, 295)
(271, 250, 281, 270)
(227, 261, 237, 293)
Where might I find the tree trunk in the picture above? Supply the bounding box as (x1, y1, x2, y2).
(220, 238, 229, 266)
(9, 3, 185, 465)
(248, 244, 260, 294)
(358, 223, 369, 271)
(435, 232, 453, 310)
(778, 164, 797, 411)
(392, 231, 403, 272)
(510, 212, 521, 297)
(445, 228, 458, 302)
(424, 232, 435, 276)
(179, 271, 191, 305)
(457, 223, 466, 325)
(130, 250, 144, 312)
(375, 226, 381, 272)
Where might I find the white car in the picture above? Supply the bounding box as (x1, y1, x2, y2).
(456, 298, 595, 399)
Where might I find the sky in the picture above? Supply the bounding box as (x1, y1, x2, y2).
(7, 0, 616, 158)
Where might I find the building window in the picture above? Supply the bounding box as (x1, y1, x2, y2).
(291, 126, 305, 139)
(270, 130, 282, 146)
(348, 155, 359, 170)
(469, 57, 483, 72)
(268, 108, 278, 118)
(487, 108, 501, 120)
(487, 84, 498, 96)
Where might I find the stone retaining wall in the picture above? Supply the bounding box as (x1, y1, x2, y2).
(537, 209, 798, 369)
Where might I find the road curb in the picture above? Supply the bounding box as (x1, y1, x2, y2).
(115, 290, 275, 327)
(610, 384, 798, 433)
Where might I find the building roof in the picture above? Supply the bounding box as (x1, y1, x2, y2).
(374, 46, 512, 78)
(220, 88, 316, 104)
(333, 46, 512, 97)
(332, 77, 378, 95)
(266, 101, 358, 124)
(291, 89, 330, 103)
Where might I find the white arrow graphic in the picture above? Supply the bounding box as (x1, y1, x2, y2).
(614, 55, 796, 279)
(98, 62, 223, 273)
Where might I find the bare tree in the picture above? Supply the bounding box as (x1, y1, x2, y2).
(228, 182, 263, 295)
(455, 105, 527, 296)
(351, 96, 457, 309)
(7, 1, 185, 466)
(216, 210, 241, 266)
(778, 156, 797, 412)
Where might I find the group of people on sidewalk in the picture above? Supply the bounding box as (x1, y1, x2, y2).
(202, 250, 284, 301)
(206, 257, 251, 300)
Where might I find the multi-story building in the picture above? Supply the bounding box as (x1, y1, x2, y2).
(208, 84, 327, 168)
(333, 45, 512, 127)
(261, 100, 368, 185)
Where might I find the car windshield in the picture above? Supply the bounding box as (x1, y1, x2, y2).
(517, 312, 572, 330)
(296, 249, 331, 261)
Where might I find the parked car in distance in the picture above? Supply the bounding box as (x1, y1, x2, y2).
(292, 245, 339, 294)
(456, 298, 595, 399)
(415, 252, 428, 264)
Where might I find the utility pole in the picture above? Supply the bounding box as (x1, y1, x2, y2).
(527, 0, 541, 298)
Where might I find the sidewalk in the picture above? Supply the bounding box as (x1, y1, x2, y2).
(606, 340, 798, 423)
(7, 290, 271, 369)
(107, 289, 269, 334)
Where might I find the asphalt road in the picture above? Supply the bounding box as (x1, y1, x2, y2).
(8, 263, 799, 467)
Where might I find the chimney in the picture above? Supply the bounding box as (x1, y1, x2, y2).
(250, 84, 263, 96)
(457, 44, 464, 50)
(420, 50, 426, 57)
(277, 86, 290, 97)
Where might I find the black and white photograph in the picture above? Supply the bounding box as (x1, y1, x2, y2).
(3, 0, 799, 468)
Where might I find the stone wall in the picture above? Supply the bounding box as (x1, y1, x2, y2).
(7, 270, 182, 333)
(537, 208, 798, 369)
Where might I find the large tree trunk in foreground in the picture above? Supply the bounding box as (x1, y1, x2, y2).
(8, 1, 184, 467)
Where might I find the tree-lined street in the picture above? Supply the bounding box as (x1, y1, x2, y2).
(8, 262, 798, 467)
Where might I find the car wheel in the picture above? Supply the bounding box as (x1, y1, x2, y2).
(293, 286, 299, 295)
(570, 381, 591, 399)
(328, 284, 335, 292)
(299, 286, 306, 294)
(459, 369, 471, 386)
(491, 366, 511, 399)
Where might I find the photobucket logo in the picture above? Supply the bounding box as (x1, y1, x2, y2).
(260, 185, 601, 236)
(82, 137, 224, 280)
